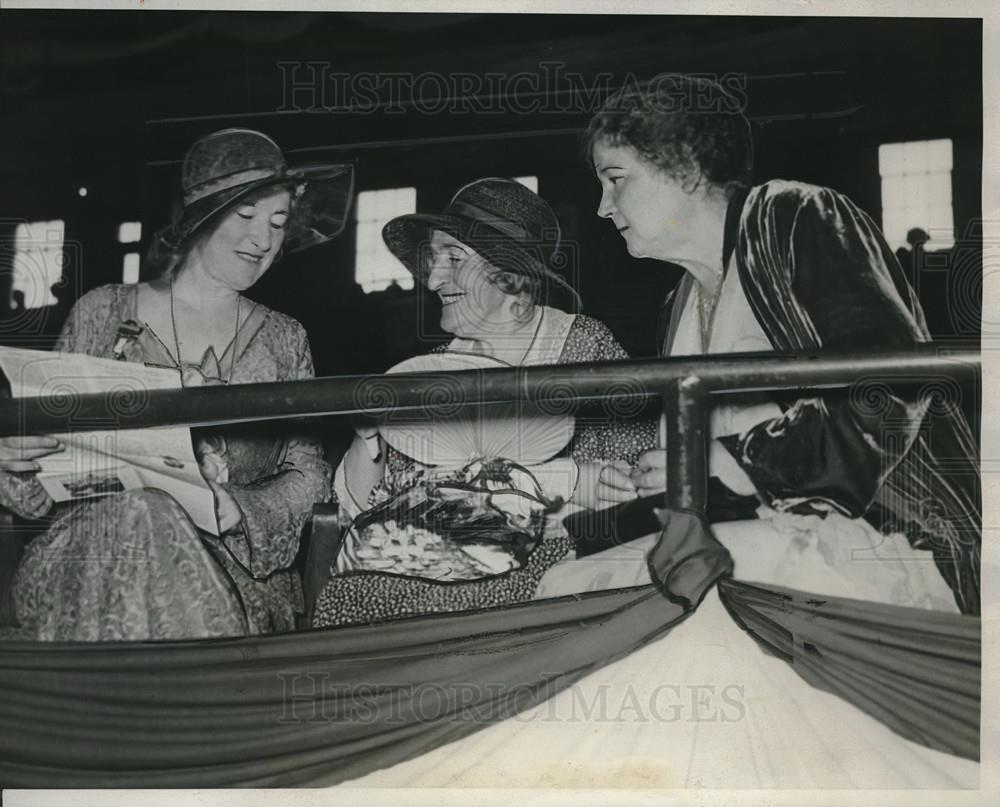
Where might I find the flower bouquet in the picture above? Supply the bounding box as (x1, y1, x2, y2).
(336, 352, 578, 582)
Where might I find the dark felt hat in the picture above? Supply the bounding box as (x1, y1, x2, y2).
(382, 177, 580, 312)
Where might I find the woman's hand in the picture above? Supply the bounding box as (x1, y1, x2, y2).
(598, 460, 641, 504)
(207, 479, 243, 533)
(597, 443, 758, 504)
(573, 460, 638, 509)
(629, 449, 667, 498)
(0, 435, 63, 473)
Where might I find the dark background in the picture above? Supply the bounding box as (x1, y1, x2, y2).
(0, 11, 983, 380)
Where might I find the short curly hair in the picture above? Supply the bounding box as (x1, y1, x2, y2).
(488, 266, 540, 304)
(586, 73, 753, 198)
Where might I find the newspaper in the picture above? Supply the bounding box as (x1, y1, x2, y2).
(0, 346, 219, 535)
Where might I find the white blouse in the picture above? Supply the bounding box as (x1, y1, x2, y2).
(667, 260, 783, 495)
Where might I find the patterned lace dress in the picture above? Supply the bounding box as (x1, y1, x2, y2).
(1, 284, 331, 641)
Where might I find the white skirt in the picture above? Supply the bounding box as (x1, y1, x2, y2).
(339, 513, 977, 789)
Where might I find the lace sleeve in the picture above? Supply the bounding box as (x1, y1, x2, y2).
(559, 315, 657, 465)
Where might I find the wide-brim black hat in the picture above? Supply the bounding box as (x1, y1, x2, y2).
(151, 128, 354, 257)
(382, 177, 581, 312)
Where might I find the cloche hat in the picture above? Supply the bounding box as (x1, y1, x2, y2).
(151, 128, 354, 257)
(382, 177, 580, 312)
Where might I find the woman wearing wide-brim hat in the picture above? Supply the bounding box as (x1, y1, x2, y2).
(316, 178, 657, 628)
(2, 128, 353, 641)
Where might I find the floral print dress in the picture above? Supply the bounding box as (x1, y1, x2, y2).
(314, 310, 656, 628)
(1, 284, 331, 641)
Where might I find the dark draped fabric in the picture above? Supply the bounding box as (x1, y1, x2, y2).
(731, 182, 980, 616)
(0, 585, 691, 787)
(718, 579, 980, 762)
(0, 510, 720, 787)
(659, 181, 981, 615)
(0, 508, 979, 786)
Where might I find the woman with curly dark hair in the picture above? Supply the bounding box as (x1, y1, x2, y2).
(584, 73, 980, 616)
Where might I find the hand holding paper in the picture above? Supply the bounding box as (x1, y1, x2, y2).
(0, 435, 64, 473)
(0, 346, 222, 535)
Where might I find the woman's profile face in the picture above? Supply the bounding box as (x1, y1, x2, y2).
(423, 230, 516, 338)
(593, 139, 699, 263)
(192, 187, 291, 291)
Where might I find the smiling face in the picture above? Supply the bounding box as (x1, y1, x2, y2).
(592, 139, 702, 263)
(423, 229, 518, 339)
(190, 187, 291, 292)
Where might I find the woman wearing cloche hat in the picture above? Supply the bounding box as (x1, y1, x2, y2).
(317, 178, 657, 628)
(3, 128, 353, 641)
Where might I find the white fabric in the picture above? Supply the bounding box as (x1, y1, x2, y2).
(342, 598, 976, 788)
(342, 524, 974, 789)
(332, 453, 358, 520)
(534, 515, 959, 614)
(668, 264, 783, 493)
(447, 305, 576, 366)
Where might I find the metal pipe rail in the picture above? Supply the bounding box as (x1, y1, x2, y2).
(0, 345, 978, 433)
(0, 344, 979, 512)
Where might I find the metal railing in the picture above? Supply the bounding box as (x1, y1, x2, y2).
(0, 344, 980, 513)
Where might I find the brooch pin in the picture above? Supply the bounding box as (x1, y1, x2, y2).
(112, 319, 144, 359)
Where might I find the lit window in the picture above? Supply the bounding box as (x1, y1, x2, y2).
(118, 221, 142, 244)
(12, 220, 65, 309)
(122, 252, 140, 284)
(355, 187, 417, 293)
(514, 176, 538, 193)
(878, 139, 954, 251)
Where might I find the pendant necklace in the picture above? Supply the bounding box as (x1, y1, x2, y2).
(697, 275, 723, 350)
(169, 272, 242, 385)
(469, 305, 545, 366)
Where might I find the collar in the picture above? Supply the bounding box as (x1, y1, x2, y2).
(722, 186, 751, 269)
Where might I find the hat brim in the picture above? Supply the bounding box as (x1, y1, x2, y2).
(383, 213, 581, 313)
(152, 163, 354, 257)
